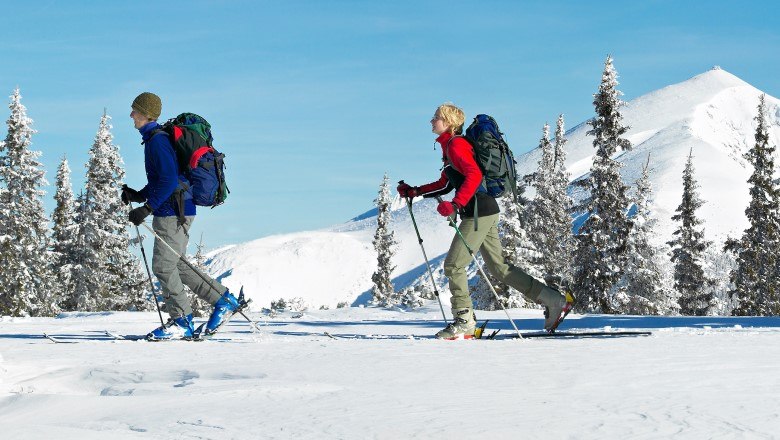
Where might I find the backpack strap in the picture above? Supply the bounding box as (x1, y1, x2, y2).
(145, 126, 190, 226)
(446, 135, 482, 231)
(142, 127, 168, 145)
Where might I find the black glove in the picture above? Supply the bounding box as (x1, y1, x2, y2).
(128, 203, 152, 226)
(121, 184, 146, 205)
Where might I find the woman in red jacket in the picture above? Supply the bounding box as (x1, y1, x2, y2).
(398, 103, 572, 339)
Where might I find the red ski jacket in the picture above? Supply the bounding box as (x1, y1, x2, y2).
(417, 132, 483, 208)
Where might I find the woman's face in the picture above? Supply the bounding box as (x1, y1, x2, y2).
(431, 110, 449, 135)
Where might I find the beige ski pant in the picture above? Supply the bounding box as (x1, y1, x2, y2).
(443, 213, 545, 310)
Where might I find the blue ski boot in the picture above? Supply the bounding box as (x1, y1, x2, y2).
(146, 314, 194, 341)
(204, 290, 242, 336)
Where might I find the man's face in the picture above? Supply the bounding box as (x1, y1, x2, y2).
(130, 108, 150, 129)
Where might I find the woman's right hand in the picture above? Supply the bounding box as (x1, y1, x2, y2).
(397, 182, 418, 198)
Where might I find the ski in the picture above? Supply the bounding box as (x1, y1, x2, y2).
(42, 332, 137, 343)
(43, 333, 78, 344)
(322, 332, 428, 340)
(43, 328, 248, 343)
(321, 330, 651, 340)
(106, 330, 212, 342)
(499, 330, 652, 339)
(105, 331, 152, 341)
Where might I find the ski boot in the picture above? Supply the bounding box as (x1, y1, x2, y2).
(146, 314, 194, 341)
(435, 308, 476, 340)
(541, 288, 575, 332)
(202, 288, 249, 337)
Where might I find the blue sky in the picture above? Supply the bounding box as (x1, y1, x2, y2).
(2, 0, 779, 249)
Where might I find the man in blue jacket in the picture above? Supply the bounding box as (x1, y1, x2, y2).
(123, 92, 240, 340)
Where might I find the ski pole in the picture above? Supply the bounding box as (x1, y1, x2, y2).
(130, 204, 165, 327)
(399, 180, 448, 326)
(137, 220, 261, 332)
(435, 196, 523, 339)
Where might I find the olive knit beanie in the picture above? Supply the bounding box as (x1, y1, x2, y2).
(131, 92, 162, 120)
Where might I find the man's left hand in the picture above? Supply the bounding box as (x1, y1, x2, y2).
(129, 204, 152, 226)
(121, 184, 146, 205)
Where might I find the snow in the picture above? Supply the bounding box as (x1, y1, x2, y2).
(2, 309, 780, 439)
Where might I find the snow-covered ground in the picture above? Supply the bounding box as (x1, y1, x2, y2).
(2, 307, 779, 439)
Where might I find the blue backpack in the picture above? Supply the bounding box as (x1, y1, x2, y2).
(155, 113, 229, 208)
(464, 114, 518, 200)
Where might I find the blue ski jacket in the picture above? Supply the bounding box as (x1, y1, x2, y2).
(138, 121, 196, 217)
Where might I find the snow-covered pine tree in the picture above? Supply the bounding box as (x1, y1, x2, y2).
(370, 173, 398, 306)
(571, 56, 633, 313)
(668, 149, 713, 316)
(725, 94, 780, 316)
(613, 154, 674, 314)
(525, 122, 554, 275)
(67, 190, 97, 310)
(51, 156, 79, 310)
(0, 88, 56, 317)
(399, 285, 425, 309)
(527, 116, 575, 289)
(74, 112, 147, 311)
(705, 246, 737, 315)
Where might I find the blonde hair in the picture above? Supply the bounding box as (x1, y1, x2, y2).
(436, 102, 465, 135)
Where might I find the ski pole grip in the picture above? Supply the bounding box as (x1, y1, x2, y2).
(398, 180, 412, 203)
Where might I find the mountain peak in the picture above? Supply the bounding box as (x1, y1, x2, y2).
(684, 66, 752, 90)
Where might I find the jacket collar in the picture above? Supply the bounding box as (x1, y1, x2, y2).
(139, 121, 161, 143)
(435, 131, 453, 147)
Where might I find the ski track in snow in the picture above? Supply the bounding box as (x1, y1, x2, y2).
(1, 308, 779, 439)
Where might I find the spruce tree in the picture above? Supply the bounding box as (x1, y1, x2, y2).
(73, 112, 147, 311)
(52, 156, 79, 310)
(527, 116, 575, 289)
(725, 94, 780, 316)
(571, 56, 633, 313)
(370, 173, 398, 306)
(0, 88, 56, 316)
(614, 155, 673, 314)
(68, 190, 95, 310)
(668, 149, 713, 316)
(526, 122, 555, 274)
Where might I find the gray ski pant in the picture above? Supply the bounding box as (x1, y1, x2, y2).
(152, 216, 225, 318)
(443, 213, 545, 310)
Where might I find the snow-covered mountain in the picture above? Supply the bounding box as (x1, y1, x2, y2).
(521, 66, 780, 244)
(207, 67, 780, 309)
